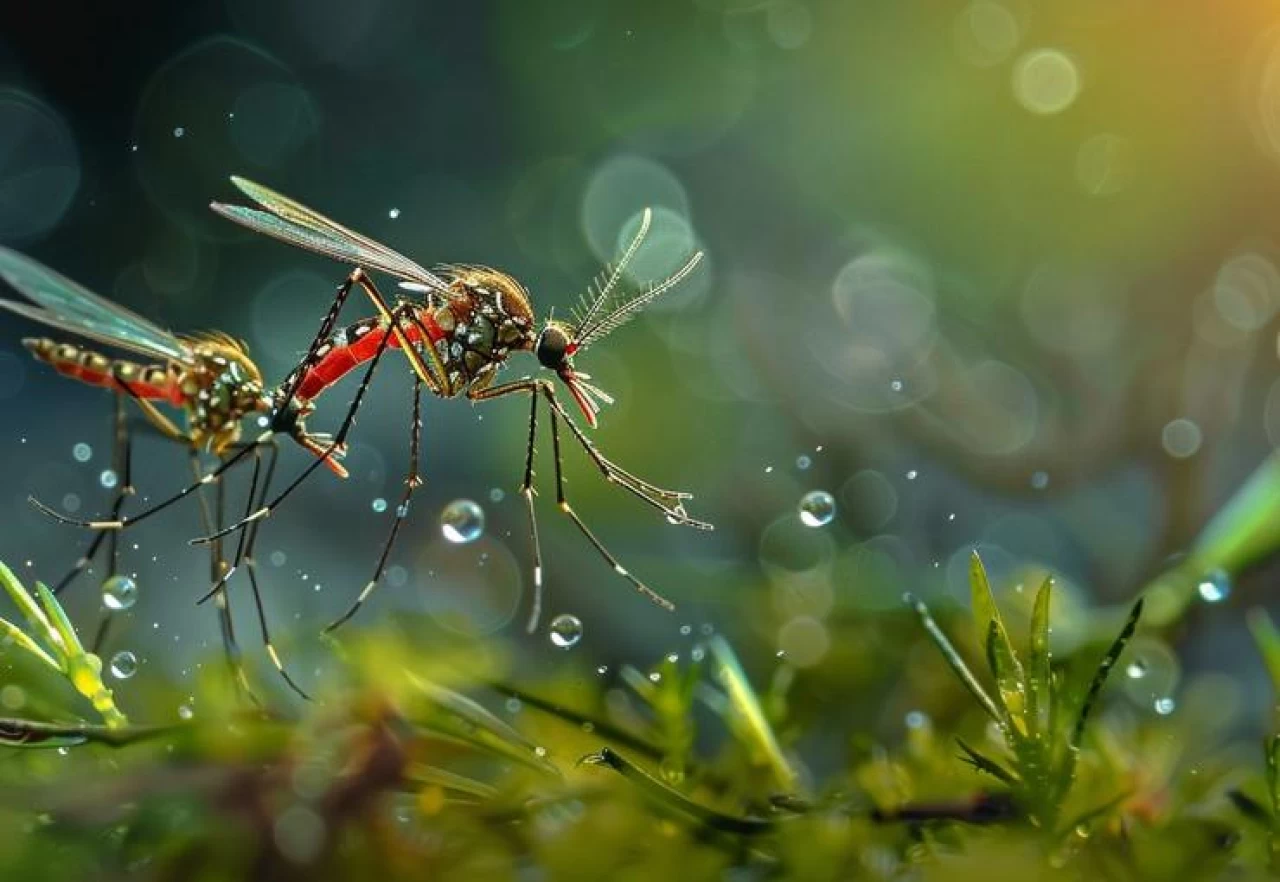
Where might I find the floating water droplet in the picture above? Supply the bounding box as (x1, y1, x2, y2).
(679, 624, 692, 636)
(1196, 569, 1231, 604)
(1125, 658, 1148, 679)
(109, 650, 137, 679)
(371, 497, 387, 513)
(648, 671, 662, 683)
(595, 664, 609, 676)
(102, 575, 138, 611)
(1030, 470, 1049, 490)
(795, 454, 812, 470)
(388, 207, 400, 219)
(177, 704, 193, 721)
(548, 613, 583, 649)
(1153, 696, 1176, 715)
(798, 490, 836, 527)
(505, 697, 522, 714)
(890, 379, 904, 392)
(173, 126, 185, 138)
(904, 710, 929, 730)
(947, 512, 956, 521)
(99, 469, 119, 489)
(440, 499, 485, 543)
(489, 487, 505, 503)
(72, 442, 92, 462)
(905, 469, 918, 480)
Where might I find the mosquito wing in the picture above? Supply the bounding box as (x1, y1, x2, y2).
(211, 176, 451, 295)
(0, 248, 191, 363)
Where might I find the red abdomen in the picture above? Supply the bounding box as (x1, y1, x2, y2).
(295, 311, 443, 401)
(23, 337, 180, 403)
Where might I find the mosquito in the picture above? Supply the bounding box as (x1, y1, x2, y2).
(194, 176, 714, 634)
(0, 248, 343, 697)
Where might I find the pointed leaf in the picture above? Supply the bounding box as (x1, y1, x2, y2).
(1026, 576, 1053, 739)
(1268, 734, 1280, 820)
(1070, 598, 1143, 750)
(36, 581, 85, 659)
(0, 561, 63, 662)
(707, 636, 795, 790)
(906, 593, 1005, 726)
(1249, 609, 1280, 702)
(970, 552, 1026, 724)
(955, 737, 1019, 785)
(0, 616, 60, 672)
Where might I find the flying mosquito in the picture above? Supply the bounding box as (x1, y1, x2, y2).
(0, 248, 342, 696)
(196, 177, 715, 633)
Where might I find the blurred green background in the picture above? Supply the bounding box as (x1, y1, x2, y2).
(1, 0, 1278, 731)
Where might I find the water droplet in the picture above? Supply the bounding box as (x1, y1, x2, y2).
(173, 126, 185, 138)
(595, 664, 609, 676)
(177, 704, 193, 721)
(99, 469, 119, 489)
(102, 575, 138, 611)
(1196, 569, 1231, 604)
(534, 745, 547, 757)
(1153, 696, 1176, 715)
(690, 645, 706, 662)
(648, 671, 662, 683)
(505, 697, 522, 714)
(1125, 658, 1148, 679)
(890, 379, 904, 392)
(764, 465, 774, 474)
(72, 442, 92, 462)
(109, 650, 138, 679)
(905, 469, 919, 480)
(947, 512, 956, 521)
(548, 613, 583, 649)
(371, 497, 387, 513)
(1030, 470, 1049, 490)
(795, 454, 812, 470)
(440, 499, 485, 543)
(270, 550, 287, 567)
(388, 207, 400, 219)
(679, 624, 692, 636)
(798, 490, 836, 527)
(489, 487, 505, 503)
(904, 710, 929, 729)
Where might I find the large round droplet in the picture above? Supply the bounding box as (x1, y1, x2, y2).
(798, 490, 836, 527)
(101, 575, 138, 611)
(109, 650, 138, 680)
(440, 499, 485, 544)
(548, 613, 583, 649)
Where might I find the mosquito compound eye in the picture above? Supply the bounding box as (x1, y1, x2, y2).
(536, 325, 569, 370)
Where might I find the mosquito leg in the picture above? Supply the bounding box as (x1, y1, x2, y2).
(54, 392, 134, 596)
(190, 312, 396, 546)
(544, 404, 676, 612)
(273, 270, 365, 420)
(350, 271, 446, 394)
(325, 378, 424, 633)
(518, 390, 545, 633)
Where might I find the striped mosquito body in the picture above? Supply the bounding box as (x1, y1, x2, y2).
(0, 248, 336, 699)
(197, 176, 713, 640)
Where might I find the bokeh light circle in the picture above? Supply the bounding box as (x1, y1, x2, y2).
(0, 89, 80, 243)
(1012, 49, 1081, 115)
(416, 536, 523, 636)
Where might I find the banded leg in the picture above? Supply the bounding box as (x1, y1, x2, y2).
(190, 308, 397, 546)
(324, 378, 424, 633)
(55, 391, 135, 596)
(469, 378, 701, 621)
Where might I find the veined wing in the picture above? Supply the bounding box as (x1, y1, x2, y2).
(0, 248, 190, 363)
(211, 176, 451, 294)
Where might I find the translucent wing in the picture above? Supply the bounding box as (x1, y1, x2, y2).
(211, 177, 451, 294)
(0, 248, 190, 363)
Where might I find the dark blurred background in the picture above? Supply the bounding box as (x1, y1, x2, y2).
(1, 0, 1278, 720)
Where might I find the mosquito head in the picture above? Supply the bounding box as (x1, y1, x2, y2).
(535, 319, 612, 428)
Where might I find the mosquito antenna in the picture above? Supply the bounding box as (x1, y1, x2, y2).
(572, 249, 703, 353)
(572, 207, 652, 334)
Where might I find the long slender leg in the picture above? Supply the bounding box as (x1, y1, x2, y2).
(544, 404, 675, 611)
(190, 314, 396, 546)
(517, 390, 545, 633)
(468, 379, 691, 618)
(324, 378, 424, 633)
(55, 392, 135, 596)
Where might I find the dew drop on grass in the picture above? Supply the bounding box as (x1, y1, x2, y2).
(548, 613, 583, 649)
(440, 499, 484, 543)
(798, 490, 836, 527)
(109, 650, 138, 679)
(1196, 569, 1231, 604)
(177, 704, 193, 721)
(102, 575, 137, 611)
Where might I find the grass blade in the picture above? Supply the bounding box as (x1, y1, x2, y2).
(955, 737, 1019, 786)
(1249, 609, 1280, 702)
(970, 553, 1026, 727)
(707, 636, 796, 791)
(0, 561, 62, 660)
(1026, 576, 1053, 739)
(905, 593, 1004, 726)
(1070, 598, 1143, 750)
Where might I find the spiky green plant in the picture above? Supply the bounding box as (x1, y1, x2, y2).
(906, 551, 1143, 831)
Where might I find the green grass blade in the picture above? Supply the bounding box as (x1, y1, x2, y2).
(955, 737, 1019, 785)
(1070, 598, 1144, 750)
(970, 552, 1027, 727)
(0, 616, 61, 672)
(0, 561, 62, 662)
(1249, 609, 1280, 702)
(707, 636, 796, 791)
(1026, 576, 1053, 739)
(35, 581, 85, 659)
(1268, 734, 1280, 820)
(905, 593, 1005, 726)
